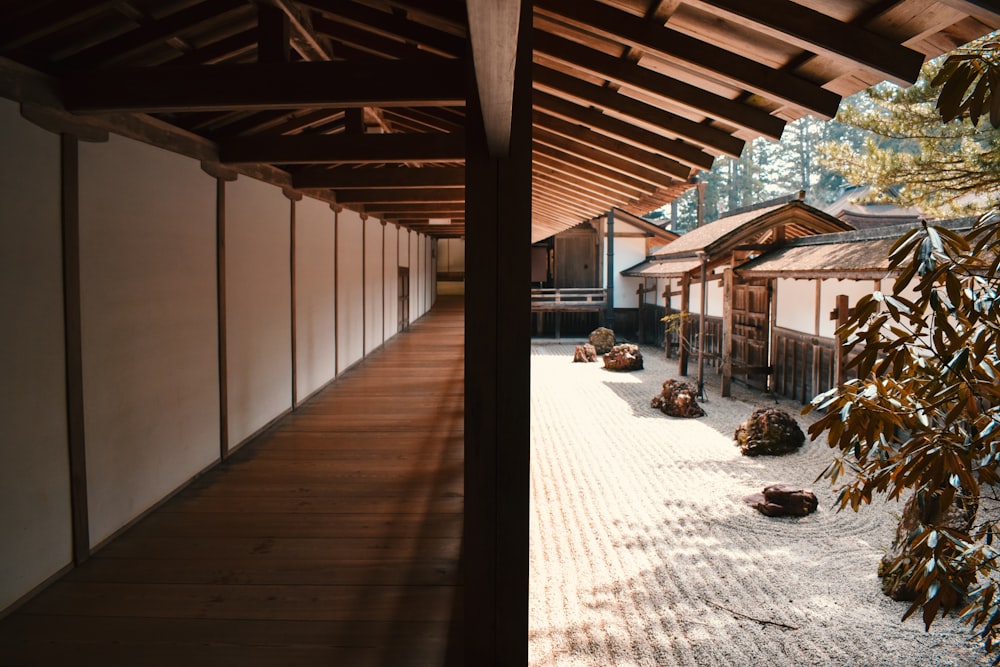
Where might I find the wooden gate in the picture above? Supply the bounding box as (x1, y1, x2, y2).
(731, 277, 771, 390)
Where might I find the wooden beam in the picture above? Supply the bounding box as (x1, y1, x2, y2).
(219, 132, 466, 164)
(361, 203, 466, 215)
(467, 0, 521, 156)
(63, 60, 466, 113)
(690, 0, 924, 86)
(269, 0, 334, 61)
(533, 64, 744, 157)
(533, 90, 715, 170)
(534, 31, 786, 139)
(334, 188, 465, 205)
(298, 0, 465, 57)
(535, 0, 843, 118)
(293, 165, 465, 190)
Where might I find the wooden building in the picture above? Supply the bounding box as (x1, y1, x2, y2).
(1, 1, 998, 664)
(531, 208, 678, 337)
(736, 217, 978, 402)
(622, 196, 851, 394)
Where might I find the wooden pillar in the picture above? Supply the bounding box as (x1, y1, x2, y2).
(663, 279, 672, 360)
(678, 272, 690, 376)
(464, 2, 532, 663)
(605, 208, 615, 329)
(768, 278, 778, 393)
(833, 294, 850, 386)
(721, 267, 734, 397)
(61, 134, 89, 565)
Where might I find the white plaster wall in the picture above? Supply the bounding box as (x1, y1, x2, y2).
(775, 278, 817, 334)
(706, 277, 724, 318)
(613, 237, 647, 308)
(294, 197, 336, 403)
(398, 229, 410, 267)
(225, 178, 291, 449)
(410, 232, 419, 319)
(819, 278, 879, 338)
(79, 135, 219, 545)
(438, 238, 466, 272)
(0, 100, 72, 611)
(364, 218, 384, 353)
(337, 209, 365, 372)
(383, 223, 399, 338)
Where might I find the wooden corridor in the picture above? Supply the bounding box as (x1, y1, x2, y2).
(0, 296, 465, 667)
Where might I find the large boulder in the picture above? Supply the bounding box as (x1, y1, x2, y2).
(589, 327, 616, 354)
(573, 344, 598, 363)
(734, 407, 805, 456)
(650, 379, 705, 418)
(744, 484, 818, 517)
(603, 344, 643, 371)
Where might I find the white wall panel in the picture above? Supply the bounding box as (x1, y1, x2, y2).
(398, 228, 410, 267)
(0, 100, 72, 610)
(613, 237, 647, 308)
(819, 278, 879, 338)
(225, 178, 291, 449)
(383, 223, 399, 338)
(337, 209, 365, 372)
(364, 218, 384, 353)
(294, 197, 336, 403)
(410, 232, 420, 319)
(79, 135, 219, 545)
(775, 278, 818, 334)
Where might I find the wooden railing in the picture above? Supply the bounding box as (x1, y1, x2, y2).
(530, 288, 607, 311)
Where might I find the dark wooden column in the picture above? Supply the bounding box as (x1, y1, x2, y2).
(464, 1, 532, 663)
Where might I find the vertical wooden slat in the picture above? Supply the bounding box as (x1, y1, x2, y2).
(61, 133, 89, 564)
(464, 1, 532, 661)
(216, 178, 230, 459)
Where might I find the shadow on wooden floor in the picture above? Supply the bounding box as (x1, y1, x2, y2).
(0, 295, 465, 667)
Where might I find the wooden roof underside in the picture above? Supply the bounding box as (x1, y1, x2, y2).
(2, 0, 998, 241)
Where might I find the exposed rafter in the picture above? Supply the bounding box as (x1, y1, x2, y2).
(219, 132, 466, 164)
(294, 165, 465, 189)
(63, 60, 466, 113)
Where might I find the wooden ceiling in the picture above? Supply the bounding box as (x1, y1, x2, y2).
(1, 0, 997, 241)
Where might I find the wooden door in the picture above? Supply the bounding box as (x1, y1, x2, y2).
(732, 278, 770, 390)
(554, 232, 597, 287)
(398, 266, 410, 331)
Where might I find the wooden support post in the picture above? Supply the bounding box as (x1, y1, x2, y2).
(679, 272, 690, 375)
(811, 343, 821, 398)
(61, 134, 90, 565)
(721, 268, 734, 398)
(833, 293, 850, 386)
(216, 178, 230, 459)
(768, 278, 778, 393)
(464, 2, 531, 662)
(697, 254, 707, 395)
(663, 280, 672, 360)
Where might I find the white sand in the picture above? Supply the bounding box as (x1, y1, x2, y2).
(529, 342, 989, 667)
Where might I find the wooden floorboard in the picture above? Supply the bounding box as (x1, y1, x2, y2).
(0, 295, 464, 667)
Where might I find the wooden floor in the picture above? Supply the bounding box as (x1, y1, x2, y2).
(0, 296, 464, 667)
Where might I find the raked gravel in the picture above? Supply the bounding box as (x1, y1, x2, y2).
(529, 342, 990, 667)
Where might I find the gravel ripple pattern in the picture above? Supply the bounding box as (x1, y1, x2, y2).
(529, 342, 989, 667)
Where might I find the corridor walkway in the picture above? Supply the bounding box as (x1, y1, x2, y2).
(0, 296, 464, 667)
